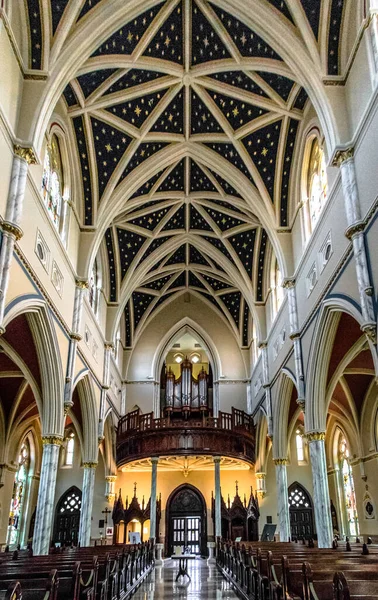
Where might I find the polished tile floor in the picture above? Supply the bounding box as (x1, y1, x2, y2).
(132, 558, 239, 599)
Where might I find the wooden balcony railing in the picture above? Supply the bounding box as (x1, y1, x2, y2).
(116, 408, 255, 467)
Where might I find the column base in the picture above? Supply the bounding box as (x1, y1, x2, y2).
(155, 543, 164, 566)
(207, 542, 216, 564)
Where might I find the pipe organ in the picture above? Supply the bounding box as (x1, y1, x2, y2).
(163, 358, 210, 416)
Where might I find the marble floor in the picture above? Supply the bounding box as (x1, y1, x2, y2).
(131, 558, 239, 599)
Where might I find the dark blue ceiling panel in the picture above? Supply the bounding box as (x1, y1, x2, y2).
(256, 229, 268, 301)
(26, 0, 43, 69)
(119, 142, 169, 184)
(242, 120, 282, 199)
(161, 204, 186, 231)
(219, 291, 242, 327)
(132, 291, 156, 329)
(166, 244, 186, 265)
(156, 159, 185, 192)
(104, 70, 165, 96)
(92, 4, 164, 56)
(77, 69, 118, 98)
(203, 274, 231, 291)
(267, 0, 294, 23)
(205, 142, 251, 181)
(242, 302, 250, 346)
(105, 89, 168, 128)
(328, 0, 345, 74)
(152, 89, 184, 133)
(73, 116, 93, 225)
(190, 160, 217, 192)
(208, 72, 269, 97)
(143, 2, 183, 64)
(301, 0, 321, 39)
(188, 271, 206, 289)
(105, 228, 117, 302)
(117, 228, 147, 279)
(189, 244, 211, 266)
(141, 235, 172, 263)
(91, 118, 133, 198)
(124, 299, 132, 346)
(293, 87, 308, 110)
(190, 205, 212, 231)
(130, 170, 165, 199)
(192, 2, 231, 65)
(63, 83, 78, 106)
(143, 274, 173, 290)
(191, 90, 223, 134)
(78, 0, 103, 20)
(128, 206, 171, 231)
(280, 119, 299, 226)
(228, 228, 257, 277)
(202, 235, 235, 264)
(51, 0, 69, 35)
(210, 91, 268, 130)
(258, 72, 295, 102)
(210, 4, 281, 60)
(202, 206, 245, 231)
(208, 168, 242, 197)
(170, 271, 186, 289)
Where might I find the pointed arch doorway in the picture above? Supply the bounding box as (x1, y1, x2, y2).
(166, 484, 207, 556)
(53, 486, 82, 546)
(288, 482, 314, 540)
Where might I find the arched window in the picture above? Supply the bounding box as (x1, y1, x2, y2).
(89, 259, 99, 314)
(296, 429, 304, 462)
(7, 439, 30, 547)
(338, 435, 359, 537)
(65, 431, 75, 466)
(41, 134, 64, 230)
(307, 138, 328, 230)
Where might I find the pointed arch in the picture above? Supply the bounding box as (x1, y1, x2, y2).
(272, 370, 296, 459)
(74, 374, 99, 463)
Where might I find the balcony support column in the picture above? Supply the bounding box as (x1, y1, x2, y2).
(214, 457, 221, 539)
(150, 457, 159, 541)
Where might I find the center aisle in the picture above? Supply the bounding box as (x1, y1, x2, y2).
(131, 558, 239, 599)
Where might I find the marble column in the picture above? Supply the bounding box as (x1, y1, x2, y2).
(120, 382, 127, 416)
(370, 13, 378, 73)
(33, 437, 62, 555)
(105, 475, 117, 503)
(64, 280, 89, 411)
(333, 149, 376, 342)
(0, 146, 36, 331)
(214, 457, 221, 539)
(255, 472, 267, 499)
(260, 343, 273, 437)
(78, 462, 97, 547)
(283, 279, 305, 407)
(246, 381, 252, 414)
(307, 432, 333, 548)
(274, 459, 290, 542)
(149, 457, 159, 540)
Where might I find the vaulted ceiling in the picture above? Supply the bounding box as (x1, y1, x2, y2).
(25, 0, 347, 347)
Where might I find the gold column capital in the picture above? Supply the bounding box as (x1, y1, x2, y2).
(1, 221, 23, 240)
(332, 147, 354, 168)
(14, 144, 37, 164)
(306, 431, 326, 442)
(76, 279, 89, 289)
(83, 461, 98, 469)
(105, 475, 117, 482)
(273, 458, 288, 466)
(282, 278, 296, 289)
(42, 435, 63, 446)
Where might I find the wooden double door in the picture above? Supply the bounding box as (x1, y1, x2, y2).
(54, 486, 82, 546)
(288, 483, 314, 540)
(167, 485, 206, 556)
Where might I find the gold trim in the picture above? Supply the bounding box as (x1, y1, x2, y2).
(70, 333, 82, 342)
(345, 221, 365, 239)
(104, 342, 114, 351)
(332, 147, 354, 168)
(306, 431, 325, 442)
(42, 435, 63, 446)
(24, 73, 48, 81)
(1, 221, 23, 240)
(105, 475, 117, 482)
(283, 278, 295, 289)
(83, 462, 98, 469)
(14, 144, 37, 165)
(273, 458, 288, 466)
(76, 279, 89, 289)
(289, 332, 300, 340)
(255, 473, 266, 480)
(362, 323, 377, 345)
(297, 399, 306, 412)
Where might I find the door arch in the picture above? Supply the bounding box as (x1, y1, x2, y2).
(288, 482, 314, 540)
(166, 484, 207, 556)
(54, 486, 82, 546)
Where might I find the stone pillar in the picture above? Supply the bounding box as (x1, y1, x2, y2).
(283, 279, 305, 408)
(21, 474, 40, 548)
(246, 381, 252, 414)
(78, 462, 97, 547)
(214, 457, 221, 539)
(105, 475, 117, 503)
(274, 459, 290, 542)
(150, 457, 159, 540)
(207, 541, 216, 564)
(260, 343, 273, 437)
(120, 382, 127, 416)
(64, 280, 89, 411)
(307, 432, 333, 548)
(332, 149, 376, 343)
(0, 146, 36, 331)
(213, 382, 219, 417)
(33, 437, 62, 555)
(255, 472, 267, 499)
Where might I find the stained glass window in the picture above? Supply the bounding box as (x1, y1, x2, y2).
(41, 134, 64, 229)
(7, 440, 30, 547)
(339, 436, 359, 537)
(65, 432, 75, 466)
(307, 138, 328, 230)
(288, 486, 310, 508)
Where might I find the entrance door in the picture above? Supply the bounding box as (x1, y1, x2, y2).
(167, 485, 206, 556)
(172, 516, 200, 554)
(288, 482, 314, 540)
(53, 486, 82, 546)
